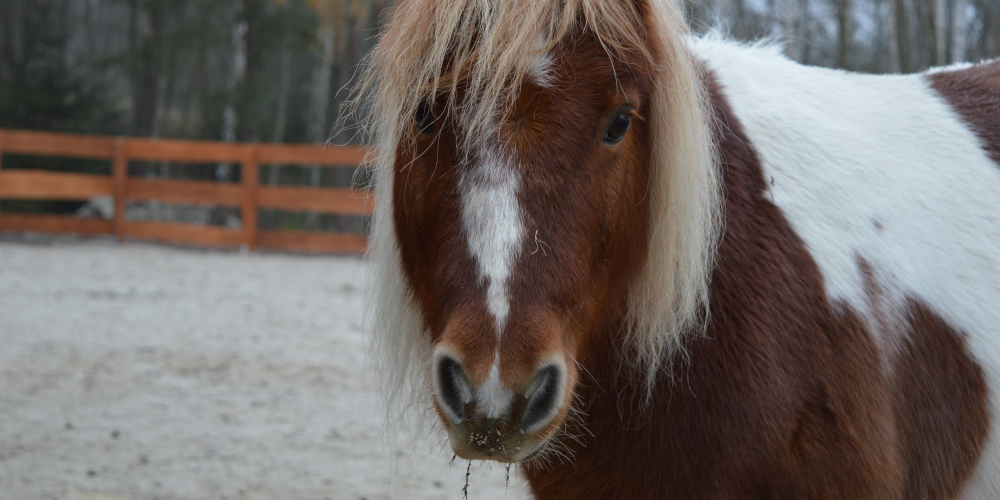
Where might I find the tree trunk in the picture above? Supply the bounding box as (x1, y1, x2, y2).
(895, 0, 913, 72)
(733, 0, 747, 39)
(837, 0, 852, 68)
(929, 0, 945, 66)
(307, 26, 336, 147)
(267, 37, 293, 186)
(873, 0, 893, 72)
(781, 0, 808, 62)
(132, 1, 160, 140)
(155, 42, 178, 177)
(951, 0, 967, 62)
(184, 20, 210, 137)
(90, 0, 101, 53)
(217, 11, 248, 182)
(798, 0, 812, 63)
(12, 0, 25, 65)
(81, 0, 92, 57)
(767, 0, 778, 35)
(989, 1, 1000, 59)
(240, 0, 263, 143)
(887, 0, 900, 71)
(130, 1, 161, 179)
(304, 25, 336, 230)
(151, 46, 169, 140)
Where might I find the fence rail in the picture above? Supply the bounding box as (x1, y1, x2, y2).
(0, 129, 372, 254)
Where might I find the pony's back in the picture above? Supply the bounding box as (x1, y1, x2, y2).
(698, 38, 1000, 498)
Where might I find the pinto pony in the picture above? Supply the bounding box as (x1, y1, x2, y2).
(357, 0, 1000, 497)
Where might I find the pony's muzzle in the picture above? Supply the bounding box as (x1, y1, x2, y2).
(433, 352, 567, 462)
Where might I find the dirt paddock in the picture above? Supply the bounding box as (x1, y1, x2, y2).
(0, 238, 529, 499)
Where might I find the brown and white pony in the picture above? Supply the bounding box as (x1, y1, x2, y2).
(356, 0, 1000, 497)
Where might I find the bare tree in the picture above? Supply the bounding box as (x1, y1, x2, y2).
(12, 0, 25, 64)
(782, 0, 811, 62)
(218, 2, 248, 182)
(837, 0, 852, 68)
(303, 6, 336, 229)
(894, 0, 914, 72)
(951, 0, 968, 62)
(267, 34, 293, 186)
(927, 0, 945, 66)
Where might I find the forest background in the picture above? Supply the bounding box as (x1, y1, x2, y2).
(2, 0, 999, 228)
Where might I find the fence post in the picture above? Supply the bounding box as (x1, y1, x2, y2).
(242, 147, 259, 251)
(113, 137, 127, 242)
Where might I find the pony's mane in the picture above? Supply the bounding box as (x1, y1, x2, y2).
(355, 0, 721, 421)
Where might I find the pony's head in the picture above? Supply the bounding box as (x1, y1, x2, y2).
(358, 0, 720, 463)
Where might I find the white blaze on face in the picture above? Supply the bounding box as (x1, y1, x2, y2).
(460, 147, 523, 417)
(460, 148, 525, 335)
(529, 52, 555, 88)
(477, 353, 512, 419)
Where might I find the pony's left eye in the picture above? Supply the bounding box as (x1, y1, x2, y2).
(414, 102, 437, 134)
(603, 109, 632, 145)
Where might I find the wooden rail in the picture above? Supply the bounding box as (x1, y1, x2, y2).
(0, 129, 372, 254)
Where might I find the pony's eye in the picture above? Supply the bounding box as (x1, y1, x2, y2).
(414, 102, 437, 134)
(603, 110, 632, 145)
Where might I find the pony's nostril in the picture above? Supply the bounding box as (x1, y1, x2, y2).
(521, 365, 563, 434)
(435, 355, 472, 424)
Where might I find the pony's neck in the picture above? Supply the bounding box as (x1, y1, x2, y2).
(519, 68, 782, 498)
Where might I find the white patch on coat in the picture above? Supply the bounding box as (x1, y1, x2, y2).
(696, 37, 1000, 498)
(459, 148, 525, 335)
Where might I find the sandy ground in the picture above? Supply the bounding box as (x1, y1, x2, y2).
(0, 238, 530, 500)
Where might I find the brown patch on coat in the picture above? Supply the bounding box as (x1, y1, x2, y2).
(892, 299, 989, 499)
(928, 61, 1000, 166)
(522, 71, 989, 499)
(856, 255, 989, 498)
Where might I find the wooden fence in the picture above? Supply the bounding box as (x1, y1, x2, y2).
(0, 129, 372, 254)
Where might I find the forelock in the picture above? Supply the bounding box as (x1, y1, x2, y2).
(356, 0, 653, 154)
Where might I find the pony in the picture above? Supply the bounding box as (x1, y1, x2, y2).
(355, 0, 1000, 497)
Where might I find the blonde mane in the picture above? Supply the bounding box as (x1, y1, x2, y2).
(354, 0, 721, 418)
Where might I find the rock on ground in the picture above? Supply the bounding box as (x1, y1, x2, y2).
(0, 239, 530, 500)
